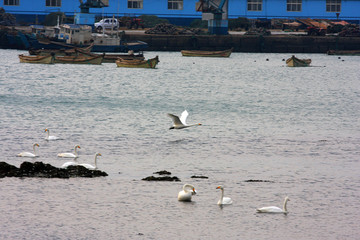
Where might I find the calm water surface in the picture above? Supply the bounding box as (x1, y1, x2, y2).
(0, 49, 359, 239)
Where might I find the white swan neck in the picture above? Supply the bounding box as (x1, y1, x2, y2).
(220, 188, 224, 203)
(74, 146, 79, 156)
(94, 155, 98, 168)
(33, 144, 38, 155)
(283, 198, 288, 212)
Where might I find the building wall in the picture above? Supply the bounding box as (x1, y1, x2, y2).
(1, 0, 359, 25)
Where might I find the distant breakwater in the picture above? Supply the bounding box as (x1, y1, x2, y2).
(125, 33, 360, 53)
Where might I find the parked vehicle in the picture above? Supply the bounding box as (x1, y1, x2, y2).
(94, 18, 119, 32)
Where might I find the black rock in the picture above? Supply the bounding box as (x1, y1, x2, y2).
(0, 161, 108, 178)
(191, 175, 209, 179)
(153, 170, 171, 175)
(142, 176, 180, 181)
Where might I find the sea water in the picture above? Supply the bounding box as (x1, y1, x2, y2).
(0, 49, 359, 239)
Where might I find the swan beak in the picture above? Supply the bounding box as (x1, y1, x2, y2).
(36, 144, 40, 147)
(45, 129, 48, 132)
(216, 186, 220, 189)
(198, 123, 202, 125)
(192, 188, 197, 195)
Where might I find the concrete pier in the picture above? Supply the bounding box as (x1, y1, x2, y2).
(125, 32, 360, 53)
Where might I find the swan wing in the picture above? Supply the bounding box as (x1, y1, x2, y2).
(57, 153, 76, 158)
(61, 161, 78, 168)
(179, 110, 189, 125)
(78, 163, 96, 170)
(167, 113, 184, 127)
(47, 136, 59, 140)
(178, 190, 192, 201)
(256, 206, 283, 213)
(17, 152, 36, 157)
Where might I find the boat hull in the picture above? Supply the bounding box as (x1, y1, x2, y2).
(116, 56, 159, 68)
(286, 55, 311, 67)
(181, 48, 232, 57)
(54, 55, 103, 64)
(19, 54, 54, 64)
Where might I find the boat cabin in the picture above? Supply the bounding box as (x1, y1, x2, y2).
(58, 24, 92, 45)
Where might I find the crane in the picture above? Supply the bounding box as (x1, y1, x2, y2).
(196, 0, 229, 35)
(75, 0, 109, 24)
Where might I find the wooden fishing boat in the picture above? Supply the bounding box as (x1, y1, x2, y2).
(327, 49, 360, 55)
(181, 48, 233, 57)
(29, 44, 94, 56)
(19, 54, 55, 64)
(54, 54, 103, 64)
(115, 56, 159, 68)
(75, 49, 145, 63)
(286, 55, 311, 67)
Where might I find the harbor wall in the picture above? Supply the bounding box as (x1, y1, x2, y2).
(125, 34, 360, 53)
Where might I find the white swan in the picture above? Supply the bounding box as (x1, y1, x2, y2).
(167, 110, 202, 130)
(61, 159, 79, 168)
(216, 185, 233, 205)
(178, 184, 197, 201)
(78, 153, 101, 170)
(256, 196, 290, 214)
(57, 145, 80, 158)
(17, 143, 40, 157)
(45, 128, 59, 140)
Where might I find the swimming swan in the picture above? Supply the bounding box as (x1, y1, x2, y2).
(61, 159, 79, 168)
(167, 110, 202, 130)
(256, 196, 290, 214)
(57, 145, 80, 158)
(178, 184, 197, 201)
(17, 143, 40, 157)
(216, 185, 233, 205)
(45, 128, 59, 141)
(78, 153, 101, 170)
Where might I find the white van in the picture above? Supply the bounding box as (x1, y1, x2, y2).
(94, 18, 119, 31)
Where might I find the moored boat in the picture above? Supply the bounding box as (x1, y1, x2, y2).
(76, 49, 145, 63)
(29, 44, 93, 56)
(54, 54, 103, 65)
(286, 55, 311, 67)
(115, 56, 159, 68)
(181, 48, 233, 57)
(19, 54, 55, 64)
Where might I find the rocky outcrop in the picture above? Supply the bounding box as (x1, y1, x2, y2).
(0, 161, 108, 178)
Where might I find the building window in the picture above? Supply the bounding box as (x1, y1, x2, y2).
(168, 0, 183, 10)
(287, 0, 302, 12)
(128, 0, 143, 9)
(46, 0, 61, 7)
(4, 0, 19, 5)
(247, 0, 262, 11)
(326, 0, 341, 12)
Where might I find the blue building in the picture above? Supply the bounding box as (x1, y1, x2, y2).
(1, 0, 360, 25)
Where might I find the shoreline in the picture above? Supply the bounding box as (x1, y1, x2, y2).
(1, 26, 360, 53)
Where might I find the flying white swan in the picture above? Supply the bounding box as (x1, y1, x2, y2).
(17, 143, 40, 157)
(256, 196, 290, 214)
(178, 184, 197, 202)
(216, 185, 233, 205)
(78, 153, 101, 170)
(167, 110, 202, 130)
(57, 145, 80, 158)
(45, 128, 59, 141)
